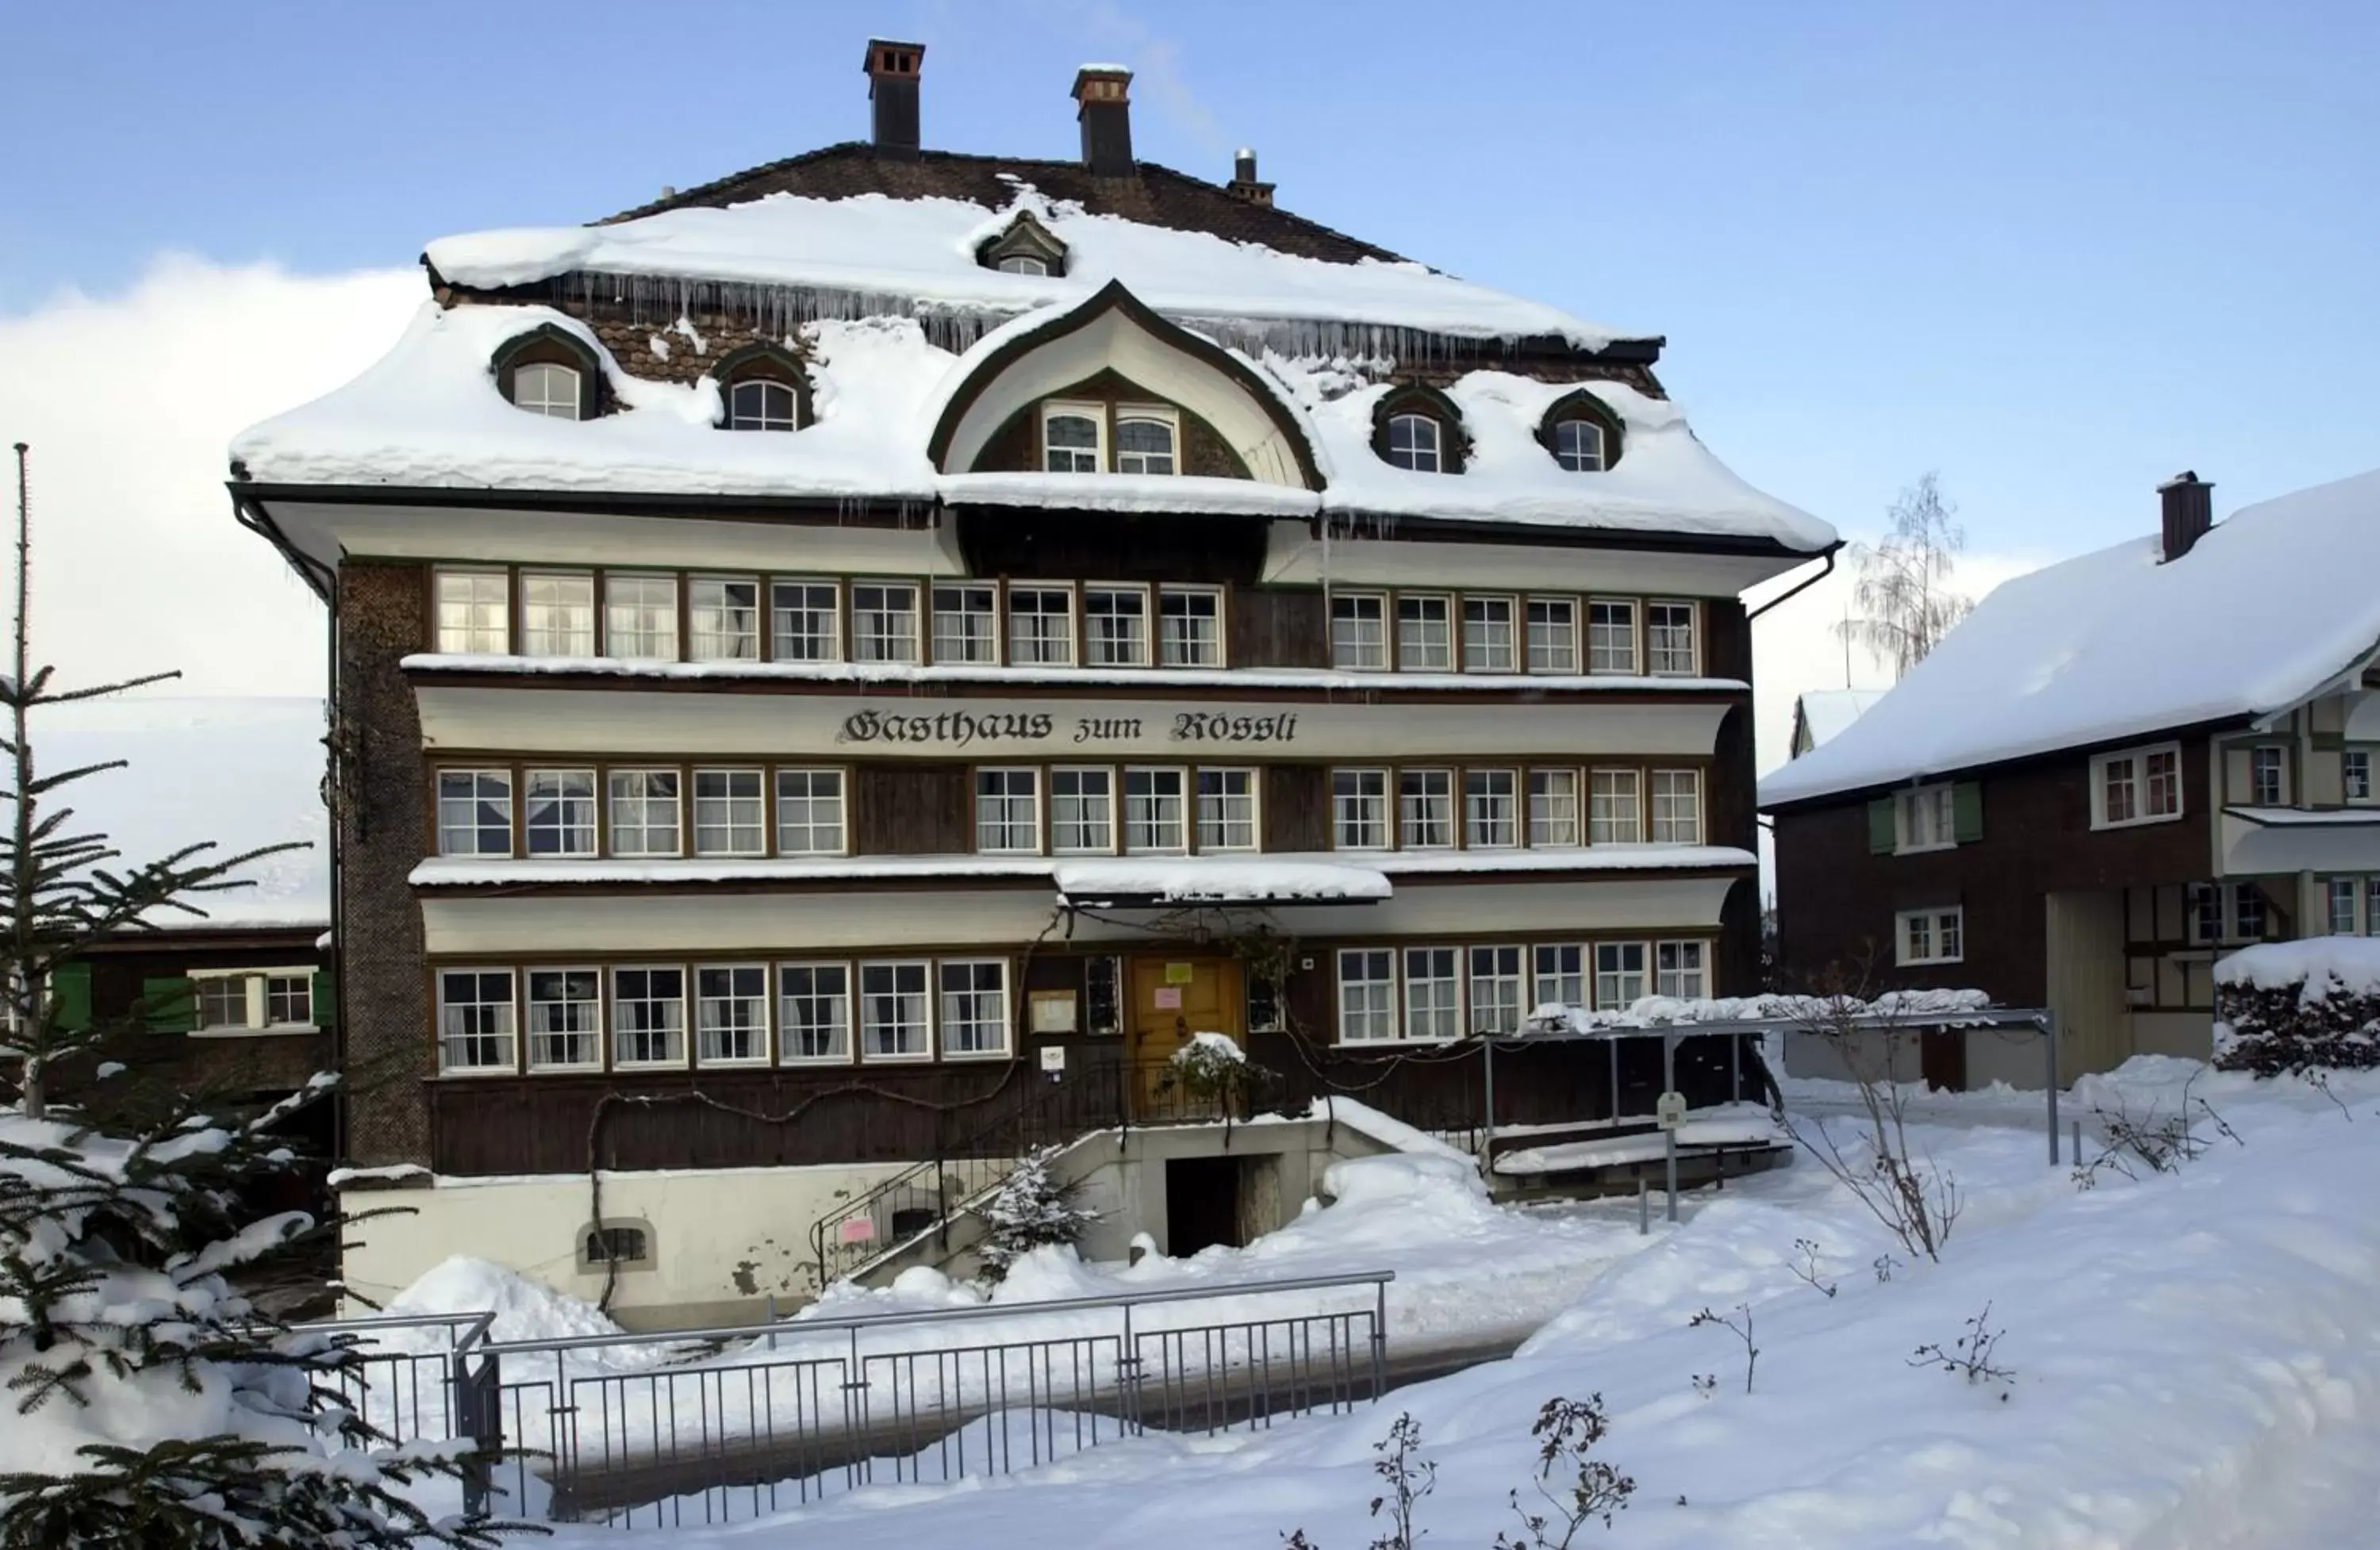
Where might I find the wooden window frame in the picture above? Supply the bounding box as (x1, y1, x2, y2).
(689, 766, 768, 858)
(1335, 947, 1399, 1045)
(435, 967, 520, 1077)
(849, 578, 923, 666)
(432, 568, 512, 656)
(605, 767, 684, 858)
(2090, 741, 2185, 830)
(1121, 765, 1189, 854)
(931, 580, 1004, 667)
(1587, 767, 1644, 846)
(1157, 585, 1226, 668)
(1526, 595, 1580, 675)
(693, 962, 774, 1067)
(774, 766, 850, 857)
(1112, 405, 1181, 477)
(973, 765, 1045, 855)
(777, 960, 857, 1066)
(1194, 765, 1261, 854)
(856, 958, 936, 1064)
(519, 570, 596, 658)
(1393, 592, 1454, 673)
(609, 964, 691, 1071)
(770, 576, 843, 663)
(1895, 907, 1965, 967)
(1649, 768, 1703, 846)
(1050, 765, 1120, 855)
(1586, 597, 1641, 676)
(1084, 583, 1154, 669)
(1332, 766, 1392, 850)
(1041, 401, 1107, 474)
(1329, 591, 1389, 672)
(936, 958, 1014, 1061)
(1400, 945, 1463, 1042)
(687, 575, 763, 663)
(521, 767, 600, 858)
(522, 965, 605, 1073)
(602, 571, 683, 662)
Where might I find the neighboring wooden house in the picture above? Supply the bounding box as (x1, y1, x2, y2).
(1762, 470, 2380, 1088)
(1788, 689, 1884, 759)
(35, 698, 333, 1147)
(228, 42, 1837, 1318)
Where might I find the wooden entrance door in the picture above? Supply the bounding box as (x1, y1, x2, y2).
(1127, 956, 1245, 1116)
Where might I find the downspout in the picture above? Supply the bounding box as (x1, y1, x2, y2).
(1744, 543, 1841, 622)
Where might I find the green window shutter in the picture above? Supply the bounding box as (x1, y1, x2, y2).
(1952, 782, 1984, 843)
(1867, 797, 1896, 854)
(141, 976, 196, 1034)
(50, 961, 92, 1032)
(313, 969, 338, 1029)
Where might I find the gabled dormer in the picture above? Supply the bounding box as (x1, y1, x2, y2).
(977, 209, 1069, 278)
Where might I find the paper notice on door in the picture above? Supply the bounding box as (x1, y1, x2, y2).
(1154, 986, 1184, 1009)
(1165, 961, 1196, 984)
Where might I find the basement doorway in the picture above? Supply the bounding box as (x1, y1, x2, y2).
(1165, 1153, 1284, 1256)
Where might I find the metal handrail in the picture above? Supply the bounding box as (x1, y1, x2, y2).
(479, 1268, 1397, 1358)
(308, 1308, 497, 1348)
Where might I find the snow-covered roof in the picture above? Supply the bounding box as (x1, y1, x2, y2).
(423, 186, 1623, 350)
(1761, 468, 2380, 808)
(40, 696, 328, 931)
(1791, 689, 1885, 754)
(232, 294, 1833, 551)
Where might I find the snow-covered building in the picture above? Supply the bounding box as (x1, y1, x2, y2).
(1763, 469, 2380, 1088)
(1788, 688, 1884, 758)
(39, 697, 332, 1130)
(229, 42, 1833, 1319)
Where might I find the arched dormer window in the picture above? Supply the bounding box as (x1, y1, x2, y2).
(708, 342, 813, 432)
(1115, 409, 1177, 475)
(492, 324, 602, 421)
(1537, 389, 1625, 472)
(1371, 385, 1467, 474)
(1042, 404, 1103, 471)
(978, 209, 1069, 278)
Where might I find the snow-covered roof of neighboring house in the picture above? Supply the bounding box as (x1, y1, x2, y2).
(1761, 468, 2380, 808)
(41, 696, 328, 931)
(232, 294, 1833, 551)
(1790, 689, 1886, 755)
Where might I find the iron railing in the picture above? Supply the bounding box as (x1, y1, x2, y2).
(808, 1053, 1292, 1289)
(463, 1268, 1392, 1528)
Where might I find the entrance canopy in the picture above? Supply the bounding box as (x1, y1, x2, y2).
(1053, 857, 1390, 909)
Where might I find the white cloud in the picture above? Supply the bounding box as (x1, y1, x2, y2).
(0, 256, 420, 696)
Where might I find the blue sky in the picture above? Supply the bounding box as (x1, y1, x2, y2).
(4, 0, 2375, 564)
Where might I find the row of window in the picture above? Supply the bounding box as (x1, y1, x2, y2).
(1902, 882, 2279, 969)
(431, 762, 1707, 860)
(433, 570, 1228, 669)
(436, 959, 1012, 1075)
(508, 351, 1622, 482)
(1904, 742, 2323, 859)
(193, 968, 316, 1031)
(1336, 940, 1709, 1043)
(1329, 593, 1695, 676)
(429, 568, 1702, 677)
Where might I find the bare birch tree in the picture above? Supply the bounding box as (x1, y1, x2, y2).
(1837, 472, 1972, 680)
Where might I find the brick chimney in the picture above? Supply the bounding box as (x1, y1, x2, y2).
(865, 38, 925, 158)
(1226, 147, 1275, 206)
(1073, 64, 1134, 176)
(2158, 470, 2213, 562)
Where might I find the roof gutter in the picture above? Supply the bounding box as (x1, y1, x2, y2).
(228, 481, 335, 602)
(1744, 542, 1841, 621)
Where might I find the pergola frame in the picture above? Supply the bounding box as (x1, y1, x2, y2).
(1476, 1007, 2061, 1221)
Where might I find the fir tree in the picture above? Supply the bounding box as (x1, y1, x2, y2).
(977, 1145, 1097, 1283)
(0, 445, 512, 1547)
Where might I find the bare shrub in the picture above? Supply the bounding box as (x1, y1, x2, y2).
(1493, 1395, 1635, 1550)
(1782, 988, 1964, 1261)
(2073, 1069, 2243, 1189)
(1688, 1303, 1759, 1394)
(1909, 1302, 2014, 1394)
(1788, 1237, 1837, 1298)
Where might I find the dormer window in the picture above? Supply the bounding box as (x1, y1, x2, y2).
(1115, 411, 1177, 475)
(512, 363, 582, 420)
(1552, 419, 1605, 471)
(492, 324, 601, 421)
(1386, 413, 1441, 473)
(1042, 404, 1104, 473)
(708, 342, 812, 432)
(1372, 384, 1466, 474)
(727, 379, 797, 432)
(979, 209, 1069, 278)
(1537, 391, 1623, 472)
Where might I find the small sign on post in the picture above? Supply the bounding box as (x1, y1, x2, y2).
(1655, 1091, 1687, 1131)
(1039, 1045, 1068, 1076)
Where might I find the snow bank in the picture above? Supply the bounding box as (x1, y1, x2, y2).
(1764, 466, 2380, 805)
(629, 1063, 2380, 1550)
(1524, 986, 1994, 1034)
(379, 1255, 626, 1348)
(2216, 935, 2380, 995)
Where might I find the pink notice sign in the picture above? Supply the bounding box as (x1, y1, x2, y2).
(839, 1218, 877, 1245)
(1154, 987, 1184, 1010)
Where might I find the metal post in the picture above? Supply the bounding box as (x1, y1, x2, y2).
(2071, 1119, 2082, 1165)
(1663, 1031, 1679, 1224)
(2043, 1011, 2061, 1167)
(1480, 1036, 1496, 1165)
(1637, 1176, 1648, 1234)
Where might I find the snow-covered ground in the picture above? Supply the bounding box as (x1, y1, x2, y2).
(522, 1058, 2380, 1548)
